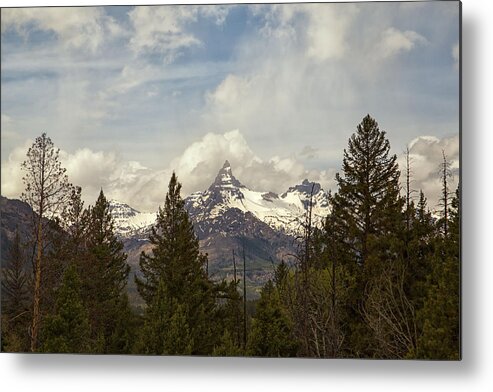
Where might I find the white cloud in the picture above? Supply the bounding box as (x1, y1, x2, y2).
(253, 3, 358, 61)
(378, 27, 428, 58)
(2, 130, 337, 212)
(128, 5, 199, 62)
(304, 4, 358, 61)
(1, 114, 19, 140)
(398, 134, 459, 212)
(170, 130, 336, 198)
(1, 7, 121, 53)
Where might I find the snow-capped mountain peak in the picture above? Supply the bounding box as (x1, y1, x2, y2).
(209, 160, 244, 190)
(109, 161, 330, 239)
(108, 199, 156, 238)
(185, 161, 330, 237)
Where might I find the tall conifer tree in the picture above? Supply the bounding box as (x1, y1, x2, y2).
(83, 189, 132, 352)
(136, 173, 216, 354)
(332, 114, 404, 270)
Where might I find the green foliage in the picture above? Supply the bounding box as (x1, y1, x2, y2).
(1, 229, 30, 316)
(213, 329, 243, 356)
(247, 281, 297, 357)
(136, 172, 208, 304)
(136, 279, 193, 355)
(1, 229, 31, 352)
(415, 185, 460, 360)
(40, 265, 91, 353)
(135, 173, 218, 355)
(77, 189, 133, 353)
(163, 303, 193, 355)
(332, 115, 404, 269)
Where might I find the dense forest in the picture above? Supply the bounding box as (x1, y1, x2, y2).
(0, 115, 460, 359)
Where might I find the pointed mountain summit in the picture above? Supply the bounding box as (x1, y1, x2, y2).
(283, 179, 321, 197)
(209, 160, 244, 190)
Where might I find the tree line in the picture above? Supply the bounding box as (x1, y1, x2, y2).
(1, 114, 460, 358)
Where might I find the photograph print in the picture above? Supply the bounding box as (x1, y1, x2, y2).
(0, 1, 460, 359)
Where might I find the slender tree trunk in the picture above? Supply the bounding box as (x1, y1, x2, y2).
(31, 202, 43, 352)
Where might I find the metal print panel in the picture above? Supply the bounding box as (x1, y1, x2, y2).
(0, 1, 461, 359)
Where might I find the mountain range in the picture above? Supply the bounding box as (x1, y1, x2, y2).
(0, 161, 331, 299)
(110, 161, 331, 297)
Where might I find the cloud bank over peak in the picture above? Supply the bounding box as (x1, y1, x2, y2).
(2, 129, 457, 214)
(1, 129, 336, 212)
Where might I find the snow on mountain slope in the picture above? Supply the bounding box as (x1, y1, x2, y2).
(110, 160, 331, 238)
(185, 161, 330, 237)
(108, 199, 156, 238)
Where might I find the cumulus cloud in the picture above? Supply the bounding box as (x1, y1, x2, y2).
(2, 130, 337, 212)
(1, 7, 122, 53)
(397, 134, 459, 212)
(170, 130, 336, 198)
(378, 27, 428, 58)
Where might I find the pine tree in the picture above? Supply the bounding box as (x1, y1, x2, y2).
(332, 115, 404, 270)
(1, 229, 31, 352)
(1, 229, 30, 317)
(20, 133, 73, 351)
(163, 303, 193, 355)
(407, 190, 435, 308)
(135, 279, 172, 355)
(416, 184, 460, 359)
(83, 189, 132, 353)
(330, 115, 405, 357)
(247, 281, 297, 357)
(136, 279, 193, 355)
(136, 173, 216, 354)
(136, 172, 208, 303)
(40, 264, 91, 353)
(213, 329, 243, 356)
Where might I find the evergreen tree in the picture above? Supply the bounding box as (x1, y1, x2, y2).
(83, 189, 132, 353)
(135, 279, 172, 355)
(330, 115, 405, 356)
(136, 173, 208, 304)
(213, 329, 243, 356)
(416, 184, 460, 359)
(332, 114, 404, 270)
(247, 281, 297, 357)
(407, 191, 435, 308)
(1, 229, 30, 317)
(1, 229, 31, 352)
(136, 173, 216, 354)
(40, 264, 91, 353)
(163, 303, 193, 355)
(136, 279, 193, 355)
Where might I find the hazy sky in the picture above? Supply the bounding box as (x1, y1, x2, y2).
(1, 2, 460, 212)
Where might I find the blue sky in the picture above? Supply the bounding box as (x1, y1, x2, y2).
(1, 2, 460, 211)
